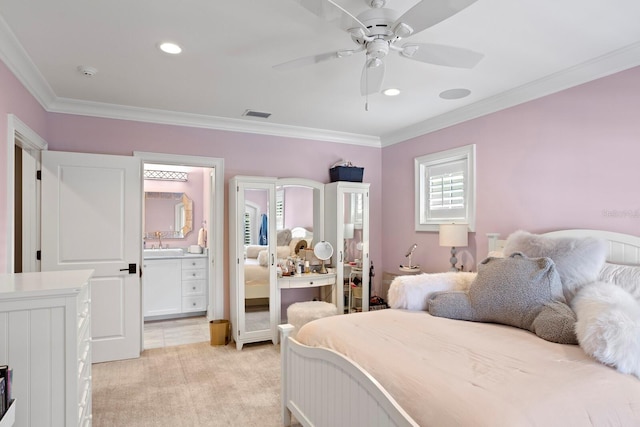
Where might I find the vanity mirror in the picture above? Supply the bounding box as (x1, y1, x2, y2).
(144, 191, 193, 239)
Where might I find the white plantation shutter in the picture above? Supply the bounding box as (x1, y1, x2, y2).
(275, 189, 284, 230)
(243, 212, 252, 245)
(415, 145, 475, 231)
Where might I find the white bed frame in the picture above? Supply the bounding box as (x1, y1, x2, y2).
(279, 229, 640, 427)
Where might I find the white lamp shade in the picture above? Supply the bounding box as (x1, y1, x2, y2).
(343, 223, 355, 239)
(439, 224, 468, 247)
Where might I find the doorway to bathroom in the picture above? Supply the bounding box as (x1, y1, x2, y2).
(134, 152, 224, 351)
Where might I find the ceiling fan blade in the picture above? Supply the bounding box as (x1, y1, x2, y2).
(293, 0, 369, 34)
(392, 0, 478, 37)
(274, 48, 359, 71)
(400, 43, 483, 68)
(360, 60, 385, 96)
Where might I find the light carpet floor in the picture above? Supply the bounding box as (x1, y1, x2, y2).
(92, 341, 286, 426)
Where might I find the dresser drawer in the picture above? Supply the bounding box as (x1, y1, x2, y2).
(182, 279, 206, 296)
(182, 295, 206, 312)
(182, 258, 207, 270)
(182, 268, 206, 281)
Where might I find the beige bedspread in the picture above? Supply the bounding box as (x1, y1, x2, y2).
(296, 309, 640, 427)
(244, 259, 269, 299)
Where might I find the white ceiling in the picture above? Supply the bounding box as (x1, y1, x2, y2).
(0, 0, 639, 147)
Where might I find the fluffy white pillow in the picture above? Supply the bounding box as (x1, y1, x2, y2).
(258, 246, 291, 266)
(388, 272, 476, 311)
(572, 282, 640, 378)
(503, 230, 607, 302)
(257, 250, 268, 267)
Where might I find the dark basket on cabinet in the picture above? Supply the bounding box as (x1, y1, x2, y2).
(329, 166, 364, 183)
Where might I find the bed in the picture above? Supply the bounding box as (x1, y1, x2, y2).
(279, 229, 640, 427)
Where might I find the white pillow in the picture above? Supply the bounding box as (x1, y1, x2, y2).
(257, 247, 291, 266)
(503, 230, 607, 302)
(257, 250, 268, 267)
(572, 281, 640, 378)
(277, 246, 291, 259)
(598, 262, 640, 301)
(246, 245, 267, 259)
(388, 272, 476, 311)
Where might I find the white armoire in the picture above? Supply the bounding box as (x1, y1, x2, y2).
(324, 182, 370, 314)
(229, 176, 326, 350)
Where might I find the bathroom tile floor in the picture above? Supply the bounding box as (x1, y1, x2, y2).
(144, 315, 210, 350)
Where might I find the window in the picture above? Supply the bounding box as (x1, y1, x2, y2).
(275, 188, 284, 230)
(415, 144, 476, 232)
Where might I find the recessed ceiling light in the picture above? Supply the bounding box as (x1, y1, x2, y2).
(159, 42, 182, 54)
(383, 88, 400, 96)
(439, 88, 471, 100)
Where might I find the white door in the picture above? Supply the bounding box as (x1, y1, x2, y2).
(41, 151, 142, 363)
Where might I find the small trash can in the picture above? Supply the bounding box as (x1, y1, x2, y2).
(209, 319, 230, 346)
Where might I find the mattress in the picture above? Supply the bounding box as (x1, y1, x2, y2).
(296, 309, 640, 427)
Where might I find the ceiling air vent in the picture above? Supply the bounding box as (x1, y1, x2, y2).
(243, 109, 272, 119)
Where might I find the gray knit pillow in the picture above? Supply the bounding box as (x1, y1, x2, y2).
(428, 253, 578, 344)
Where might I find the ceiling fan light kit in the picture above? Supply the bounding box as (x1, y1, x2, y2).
(280, 0, 484, 98)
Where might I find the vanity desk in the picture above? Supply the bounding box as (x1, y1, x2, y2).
(278, 272, 336, 290)
(277, 272, 336, 336)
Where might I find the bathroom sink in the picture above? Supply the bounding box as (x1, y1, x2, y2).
(143, 248, 184, 258)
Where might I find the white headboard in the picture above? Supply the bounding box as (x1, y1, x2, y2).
(487, 229, 640, 265)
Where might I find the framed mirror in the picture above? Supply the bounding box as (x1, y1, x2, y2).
(144, 192, 193, 238)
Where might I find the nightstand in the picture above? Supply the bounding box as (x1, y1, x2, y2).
(381, 267, 423, 302)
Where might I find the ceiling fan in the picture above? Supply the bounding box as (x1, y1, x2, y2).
(275, 0, 484, 96)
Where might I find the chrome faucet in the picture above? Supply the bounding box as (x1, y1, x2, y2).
(154, 231, 163, 249)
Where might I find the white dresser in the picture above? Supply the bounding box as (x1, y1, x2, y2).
(0, 270, 93, 427)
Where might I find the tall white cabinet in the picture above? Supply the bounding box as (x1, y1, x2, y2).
(325, 182, 370, 314)
(0, 270, 93, 427)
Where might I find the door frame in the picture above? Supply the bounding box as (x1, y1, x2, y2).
(134, 151, 225, 320)
(5, 114, 47, 273)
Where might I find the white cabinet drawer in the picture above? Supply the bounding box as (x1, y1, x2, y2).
(182, 296, 206, 312)
(182, 268, 206, 281)
(181, 258, 207, 269)
(182, 279, 205, 296)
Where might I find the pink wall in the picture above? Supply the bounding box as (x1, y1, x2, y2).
(0, 61, 48, 273)
(3, 53, 639, 309)
(382, 66, 640, 275)
(45, 113, 383, 314)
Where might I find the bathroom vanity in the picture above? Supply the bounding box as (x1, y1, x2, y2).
(142, 250, 208, 320)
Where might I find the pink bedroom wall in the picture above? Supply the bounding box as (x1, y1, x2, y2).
(381, 66, 640, 276)
(45, 113, 382, 314)
(0, 60, 48, 273)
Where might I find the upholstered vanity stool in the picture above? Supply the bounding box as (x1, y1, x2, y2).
(287, 301, 338, 338)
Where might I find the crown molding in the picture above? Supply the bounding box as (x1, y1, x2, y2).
(0, 14, 56, 108)
(2, 12, 638, 150)
(381, 41, 640, 147)
(0, 14, 380, 147)
(47, 97, 381, 147)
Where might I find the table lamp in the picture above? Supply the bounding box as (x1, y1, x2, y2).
(439, 224, 468, 271)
